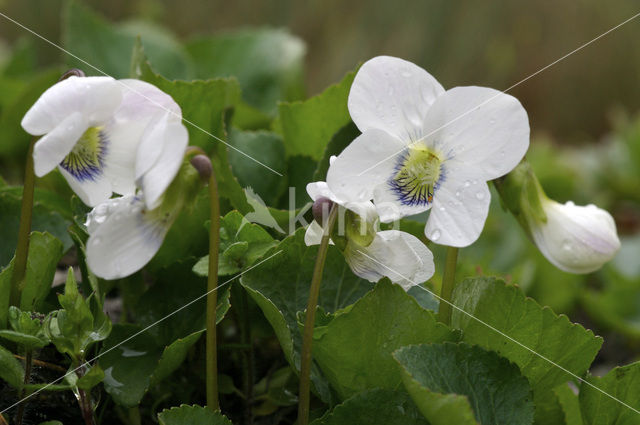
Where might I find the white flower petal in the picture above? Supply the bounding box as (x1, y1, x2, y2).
(425, 164, 491, 247)
(58, 165, 112, 207)
(22, 76, 121, 135)
(531, 200, 620, 274)
(86, 195, 169, 279)
(32, 112, 88, 177)
(345, 230, 434, 290)
(348, 56, 445, 141)
(304, 220, 325, 246)
(326, 128, 405, 203)
(422, 86, 529, 180)
(116, 79, 182, 123)
(373, 182, 431, 223)
(306, 181, 341, 203)
(138, 120, 188, 209)
(101, 118, 145, 196)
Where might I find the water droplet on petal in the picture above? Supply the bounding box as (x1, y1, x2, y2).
(455, 191, 461, 198)
(401, 70, 412, 78)
(439, 206, 446, 211)
(472, 179, 478, 185)
(388, 86, 394, 96)
(430, 229, 441, 241)
(91, 237, 102, 245)
(475, 192, 485, 200)
(567, 201, 575, 207)
(464, 180, 471, 187)
(489, 118, 496, 125)
(562, 240, 572, 251)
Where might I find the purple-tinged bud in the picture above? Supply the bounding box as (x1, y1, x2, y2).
(190, 154, 213, 183)
(312, 196, 334, 226)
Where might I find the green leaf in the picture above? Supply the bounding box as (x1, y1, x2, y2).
(150, 330, 204, 386)
(158, 404, 233, 425)
(0, 186, 72, 268)
(311, 388, 429, 425)
(451, 277, 602, 422)
(395, 343, 534, 425)
(0, 306, 49, 349)
(0, 344, 24, 389)
(194, 211, 277, 276)
(555, 383, 583, 425)
(99, 324, 162, 407)
(132, 41, 252, 215)
(579, 362, 640, 425)
(19, 232, 64, 312)
(134, 262, 231, 345)
(101, 263, 230, 406)
(38, 421, 64, 425)
(44, 268, 111, 361)
(186, 28, 305, 114)
(63, 1, 190, 79)
(312, 280, 457, 400)
(240, 228, 373, 402)
(275, 69, 356, 160)
(228, 128, 287, 204)
(76, 363, 104, 390)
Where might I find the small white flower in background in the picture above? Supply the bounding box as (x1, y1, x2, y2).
(326, 56, 530, 247)
(305, 181, 434, 290)
(530, 200, 620, 274)
(21, 76, 186, 207)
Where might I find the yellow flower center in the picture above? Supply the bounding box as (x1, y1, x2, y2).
(390, 144, 443, 206)
(60, 126, 107, 181)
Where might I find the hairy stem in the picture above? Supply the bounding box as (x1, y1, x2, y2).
(9, 137, 37, 307)
(437, 246, 459, 325)
(297, 205, 338, 425)
(206, 171, 221, 411)
(15, 350, 32, 425)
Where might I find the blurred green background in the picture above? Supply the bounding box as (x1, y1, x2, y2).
(1, 0, 640, 141)
(1, 0, 639, 366)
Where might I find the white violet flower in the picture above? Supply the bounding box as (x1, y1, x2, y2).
(305, 181, 434, 290)
(327, 56, 530, 247)
(21, 76, 186, 207)
(530, 199, 620, 274)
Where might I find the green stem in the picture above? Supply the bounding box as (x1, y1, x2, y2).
(206, 171, 221, 411)
(437, 247, 459, 326)
(298, 205, 338, 425)
(15, 350, 32, 425)
(9, 136, 38, 308)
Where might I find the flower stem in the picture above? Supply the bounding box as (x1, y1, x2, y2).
(206, 171, 221, 411)
(9, 136, 38, 308)
(298, 205, 338, 425)
(437, 246, 459, 326)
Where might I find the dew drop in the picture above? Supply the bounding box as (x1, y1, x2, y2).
(439, 206, 446, 212)
(464, 180, 471, 187)
(489, 118, 496, 125)
(567, 201, 575, 207)
(472, 179, 478, 185)
(401, 70, 412, 78)
(430, 229, 441, 241)
(388, 86, 394, 96)
(92, 237, 102, 245)
(455, 191, 461, 198)
(562, 240, 572, 251)
(475, 191, 485, 200)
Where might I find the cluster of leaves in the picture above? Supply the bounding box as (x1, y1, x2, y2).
(1, 1, 640, 424)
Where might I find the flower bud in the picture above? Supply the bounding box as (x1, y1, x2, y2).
(312, 196, 334, 226)
(190, 154, 213, 183)
(530, 199, 620, 274)
(496, 161, 620, 274)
